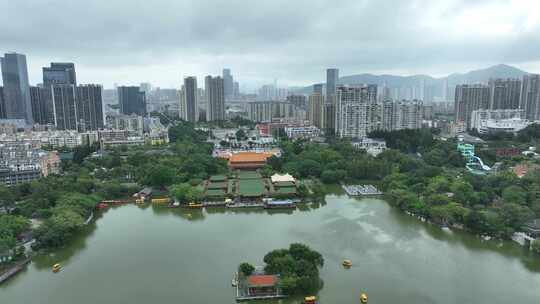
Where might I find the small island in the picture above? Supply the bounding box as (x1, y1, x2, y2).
(235, 243, 324, 301)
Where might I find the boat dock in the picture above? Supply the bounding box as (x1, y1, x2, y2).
(0, 259, 30, 284)
(226, 202, 264, 209)
(342, 184, 382, 196)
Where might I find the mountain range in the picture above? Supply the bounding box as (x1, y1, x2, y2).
(295, 64, 528, 95)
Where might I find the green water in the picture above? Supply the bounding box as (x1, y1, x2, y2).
(2, 194, 540, 304)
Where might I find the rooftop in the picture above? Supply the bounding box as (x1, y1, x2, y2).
(247, 275, 278, 287)
(229, 152, 272, 163)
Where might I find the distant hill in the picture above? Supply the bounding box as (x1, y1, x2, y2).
(445, 64, 526, 86)
(296, 64, 528, 95)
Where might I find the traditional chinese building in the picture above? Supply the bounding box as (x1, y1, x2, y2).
(227, 152, 272, 169)
(246, 275, 279, 297)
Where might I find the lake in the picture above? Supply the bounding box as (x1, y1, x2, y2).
(2, 193, 540, 304)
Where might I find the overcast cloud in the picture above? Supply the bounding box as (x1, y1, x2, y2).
(1, 0, 540, 89)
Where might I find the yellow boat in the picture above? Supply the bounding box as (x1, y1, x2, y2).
(304, 296, 317, 304)
(187, 202, 203, 209)
(342, 259, 352, 267)
(52, 263, 61, 273)
(151, 198, 171, 204)
(360, 293, 368, 303)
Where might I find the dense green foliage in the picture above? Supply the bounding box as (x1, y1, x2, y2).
(273, 128, 539, 239)
(238, 262, 255, 276)
(0, 121, 226, 251)
(261, 243, 324, 295)
(533, 240, 540, 255)
(369, 129, 436, 153)
(271, 130, 462, 183)
(170, 183, 203, 204)
(381, 153, 540, 239)
(0, 215, 30, 252)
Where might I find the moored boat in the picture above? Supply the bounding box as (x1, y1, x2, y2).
(187, 202, 203, 209)
(52, 263, 61, 273)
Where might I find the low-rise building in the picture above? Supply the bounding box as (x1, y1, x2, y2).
(106, 113, 144, 136)
(143, 116, 169, 145)
(98, 130, 145, 148)
(284, 126, 321, 139)
(227, 152, 273, 170)
(470, 109, 532, 134)
(351, 138, 387, 156)
(0, 141, 60, 186)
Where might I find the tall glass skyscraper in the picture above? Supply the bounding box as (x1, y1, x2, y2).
(0, 53, 33, 124)
(205, 75, 225, 121)
(222, 68, 233, 101)
(118, 86, 147, 116)
(326, 68, 339, 101)
(181, 77, 198, 122)
(43, 62, 77, 86)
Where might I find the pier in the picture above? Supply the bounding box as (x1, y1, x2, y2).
(0, 259, 31, 284)
(342, 184, 382, 196)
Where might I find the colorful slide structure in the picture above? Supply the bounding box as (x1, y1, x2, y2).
(457, 143, 491, 175)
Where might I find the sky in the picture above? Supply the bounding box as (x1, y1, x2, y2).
(1, 0, 540, 90)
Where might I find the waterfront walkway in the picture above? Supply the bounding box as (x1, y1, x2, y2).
(0, 259, 30, 284)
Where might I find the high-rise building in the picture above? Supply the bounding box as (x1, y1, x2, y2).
(0, 86, 5, 119)
(313, 84, 323, 95)
(42, 62, 78, 129)
(323, 98, 336, 133)
(258, 84, 277, 101)
(488, 78, 521, 110)
(118, 86, 147, 116)
(248, 101, 273, 123)
(140, 82, 152, 95)
(223, 69, 233, 101)
(308, 92, 325, 129)
(286, 95, 307, 109)
(30, 86, 52, 125)
(326, 68, 339, 101)
(442, 79, 449, 101)
(76, 85, 104, 131)
(335, 86, 371, 138)
(180, 77, 198, 122)
(392, 100, 423, 130)
(419, 79, 425, 101)
(43, 63, 76, 86)
(51, 84, 77, 130)
(205, 76, 225, 121)
(520, 74, 540, 120)
(233, 81, 240, 98)
(454, 84, 490, 129)
(380, 100, 395, 131)
(1, 53, 33, 124)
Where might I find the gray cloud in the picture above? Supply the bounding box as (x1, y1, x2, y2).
(1, 0, 539, 89)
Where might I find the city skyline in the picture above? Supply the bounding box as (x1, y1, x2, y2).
(0, 0, 539, 88)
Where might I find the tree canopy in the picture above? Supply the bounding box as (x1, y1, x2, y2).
(259, 243, 323, 295)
